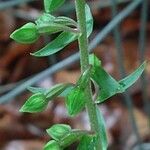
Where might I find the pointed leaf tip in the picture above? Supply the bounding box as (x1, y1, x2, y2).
(118, 61, 146, 91)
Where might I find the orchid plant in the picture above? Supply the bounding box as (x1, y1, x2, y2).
(10, 0, 146, 149)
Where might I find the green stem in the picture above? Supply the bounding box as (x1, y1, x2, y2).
(75, 0, 103, 149)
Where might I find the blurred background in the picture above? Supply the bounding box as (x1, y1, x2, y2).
(0, 0, 150, 149)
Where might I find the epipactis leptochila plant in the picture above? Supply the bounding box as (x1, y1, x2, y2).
(10, 0, 146, 149)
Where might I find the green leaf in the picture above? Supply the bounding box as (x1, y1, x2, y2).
(89, 54, 120, 103)
(35, 13, 56, 27)
(10, 23, 39, 44)
(36, 14, 64, 34)
(89, 54, 101, 68)
(77, 135, 97, 150)
(47, 124, 71, 141)
(46, 83, 74, 99)
(77, 66, 92, 89)
(35, 14, 77, 34)
(59, 130, 89, 148)
(28, 83, 74, 98)
(85, 4, 93, 37)
(54, 16, 77, 27)
(31, 31, 78, 57)
(37, 22, 75, 34)
(118, 61, 146, 91)
(44, 0, 65, 13)
(44, 140, 61, 150)
(59, 86, 74, 97)
(37, 23, 64, 34)
(96, 106, 108, 150)
(96, 66, 120, 102)
(66, 67, 92, 116)
(90, 54, 146, 103)
(31, 4, 93, 57)
(27, 86, 47, 94)
(20, 93, 48, 113)
(66, 87, 86, 117)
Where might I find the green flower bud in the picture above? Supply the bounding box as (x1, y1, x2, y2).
(44, 140, 61, 150)
(47, 124, 71, 141)
(19, 93, 47, 113)
(10, 22, 39, 44)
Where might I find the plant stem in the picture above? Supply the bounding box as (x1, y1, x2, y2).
(75, 0, 103, 149)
